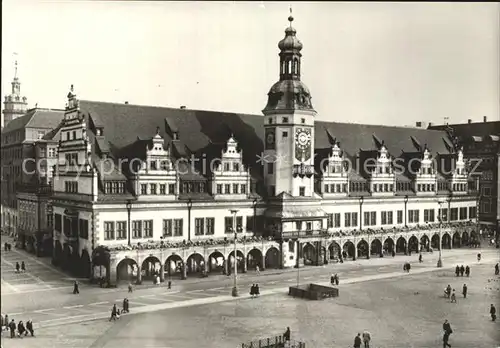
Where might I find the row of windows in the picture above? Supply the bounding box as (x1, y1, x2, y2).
(65, 181, 78, 193)
(53, 214, 88, 239)
(65, 130, 78, 141)
(148, 160, 172, 171)
(180, 182, 205, 194)
(417, 184, 435, 192)
(323, 207, 475, 229)
(0, 147, 22, 160)
(65, 153, 78, 165)
(372, 183, 393, 193)
(104, 182, 126, 194)
(195, 217, 215, 235)
(451, 183, 467, 192)
(132, 220, 153, 239)
(140, 183, 176, 195)
(216, 183, 247, 195)
(267, 117, 306, 125)
(324, 183, 348, 193)
(39, 147, 57, 158)
(295, 221, 313, 231)
(104, 221, 127, 240)
(222, 162, 242, 172)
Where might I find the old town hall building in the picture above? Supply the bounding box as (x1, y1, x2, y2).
(30, 15, 482, 284)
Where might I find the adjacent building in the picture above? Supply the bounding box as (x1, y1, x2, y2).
(429, 118, 500, 235)
(0, 68, 65, 250)
(47, 15, 480, 285)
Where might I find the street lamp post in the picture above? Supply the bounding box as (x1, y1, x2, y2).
(404, 195, 409, 227)
(437, 199, 446, 268)
(187, 199, 193, 242)
(230, 209, 239, 297)
(359, 196, 364, 231)
(126, 200, 132, 246)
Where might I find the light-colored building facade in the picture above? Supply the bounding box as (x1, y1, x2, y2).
(49, 15, 480, 285)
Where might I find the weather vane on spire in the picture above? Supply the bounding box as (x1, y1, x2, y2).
(13, 52, 18, 78)
(288, 5, 294, 25)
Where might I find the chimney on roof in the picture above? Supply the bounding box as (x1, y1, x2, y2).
(124, 101, 129, 104)
(428, 122, 433, 127)
(468, 119, 472, 124)
(483, 116, 487, 122)
(180, 106, 186, 109)
(415, 121, 426, 128)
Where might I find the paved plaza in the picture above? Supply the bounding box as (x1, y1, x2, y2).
(2, 240, 499, 348)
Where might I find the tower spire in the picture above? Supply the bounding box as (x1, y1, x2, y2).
(288, 6, 293, 27)
(14, 60, 18, 79)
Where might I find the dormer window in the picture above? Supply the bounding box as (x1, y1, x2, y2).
(172, 132, 179, 141)
(96, 128, 103, 136)
(150, 160, 157, 170)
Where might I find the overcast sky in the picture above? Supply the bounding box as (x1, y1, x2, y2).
(2, 1, 499, 126)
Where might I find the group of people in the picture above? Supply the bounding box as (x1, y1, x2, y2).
(250, 284, 260, 297)
(455, 264, 471, 277)
(495, 263, 499, 275)
(1, 316, 34, 339)
(353, 331, 371, 348)
(330, 274, 339, 286)
(4, 242, 12, 252)
(109, 299, 130, 321)
(444, 283, 469, 303)
(15, 261, 26, 273)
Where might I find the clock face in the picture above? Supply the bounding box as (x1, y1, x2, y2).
(295, 128, 311, 149)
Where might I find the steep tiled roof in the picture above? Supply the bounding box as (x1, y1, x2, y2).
(77, 100, 454, 179)
(1, 108, 65, 134)
(429, 121, 500, 137)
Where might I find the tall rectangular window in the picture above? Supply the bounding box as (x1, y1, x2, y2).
(141, 184, 147, 195)
(351, 212, 358, 227)
(241, 184, 246, 194)
(163, 219, 172, 237)
(116, 221, 127, 239)
(233, 184, 239, 194)
(469, 206, 477, 219)
(195, 218, 204, 236)
(267, 163, 274, 175)
(397, 210, 403, 224)
(104, 222, 115, 240)
(450, 208, 458, 221)
(345, 213, 351, 227)
(150, 184, 157, 195)
(225, 216, 233, 233)
(160, 184, 166, 195)
(79, 219, 89, 239)
(381, 212, 387, 225)
(217, 184, 223, 194)
(143, 220, 153, 238)
(364, 212, 370, 226)
(334, 213, 341, 228)
(132, 220, 142, 238)
(225, 184, 231, 194)
(299, 187, 305, 196)
(327, 214, 333, 228)
(174, 219, 183, 236)
(168, 184, 175, 194)
(459, 207, 467, 220)
(206, 218, 215, 235)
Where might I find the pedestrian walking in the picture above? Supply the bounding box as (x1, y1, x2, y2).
(459, 265, 465, 277)
(455, 265, 460, 277)
(477, 252, 481, 262)
(116, 308, 121, 320)
(490, 304, 496, 321)
(167, 280, 172, 289)
(4, 242, 7, 252)
(418, 254, 422, 263)
(362, 330, 371, 348)
(445, 284, 451, 299)
(109, 304, 117, 321)
(17, 321, 25, 338)
(330, 274, 335, 285)
(3, 314, 9, 331)
(128, 283, 133, 293)
(334, 273, 339, 286)
(15, 262, 20, 273)
(256, 265, 260, 275)
(8, 319, 16, 338)
(450, 290, 456, 303)
(462, 284, 467, 299)
(353, 333, 362, 348)
(465, 265, 470, 277)
(21, 262, 26, 272)
(495, 263, 499, 275)
(442, 320, 452, 348)
(250, 284, 256, 298)
(255, 284, 260, 297)
(25, 320, 34, 337)
(73, 281, 79, 294)
(283, 327, 291, 341)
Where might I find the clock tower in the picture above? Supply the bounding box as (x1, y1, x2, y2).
(262, 12, 316, 198)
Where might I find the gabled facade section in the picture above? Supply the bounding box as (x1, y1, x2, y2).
(413, 146, 437, 196)
(317, 142, 349, 197)
(133, 128, 178, 200)
(449, 147, 468, 195)
(210, 135, 251, 200)
(367, 143, 395, 196)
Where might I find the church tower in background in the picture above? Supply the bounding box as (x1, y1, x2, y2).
(2, 60, 28, 129)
